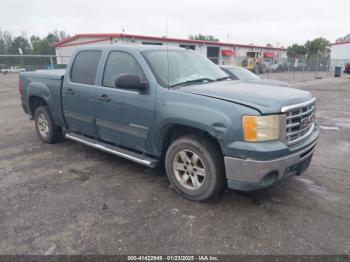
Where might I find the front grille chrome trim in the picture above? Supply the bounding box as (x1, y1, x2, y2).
(281, 97, 316, 113)
(281, 98, 316, 146)
(286, 106, 315, 119)
(287, 124, 315, 145)
(287, 122, 314, 137)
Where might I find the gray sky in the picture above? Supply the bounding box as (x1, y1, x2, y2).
(1, 0, 349, 46)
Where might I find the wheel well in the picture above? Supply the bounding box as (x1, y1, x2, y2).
(161, 124, 222, 158)
(29, 96, 47, 116)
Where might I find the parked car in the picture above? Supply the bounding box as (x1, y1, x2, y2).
(1, 66, 26, 74)
(220, 65, 290, 87)
(344, 63, 350, 74)
(268, 62, 288, 72)
(19, 45, 319, 201)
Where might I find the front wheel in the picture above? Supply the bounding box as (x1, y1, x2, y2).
(34, 106, 62, 143)
(165, 135, 225, 201)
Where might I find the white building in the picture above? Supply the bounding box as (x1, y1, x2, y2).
(331, 41, 350, 60)
(330, 41, 350, 70)
(54, 33, 286, 65)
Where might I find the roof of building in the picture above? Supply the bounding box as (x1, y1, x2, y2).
(53, 33, 286, 51)
(74, 44, 187, 52)
(331, 40, 350, 46)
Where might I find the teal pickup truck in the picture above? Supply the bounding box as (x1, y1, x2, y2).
(19, 45, 319, 201)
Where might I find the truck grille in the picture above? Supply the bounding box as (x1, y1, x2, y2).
(281, 98, 316, 145)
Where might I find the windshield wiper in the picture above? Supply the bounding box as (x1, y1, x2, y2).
(215, 76, 232, 81)
(170, 78, 214, 88)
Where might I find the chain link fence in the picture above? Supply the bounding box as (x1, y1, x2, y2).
(0, 55, 69, 72)
(1, 54, 349, 82)
(233, 56, 350, 82)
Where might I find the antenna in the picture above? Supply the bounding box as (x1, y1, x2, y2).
(122, 28, 126, 42)
(166, 17, 170, 89)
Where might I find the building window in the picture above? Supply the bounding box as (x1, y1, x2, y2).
(142, 42, 163, 45)
(179, 44, 195, 50)
(207, 46, 220, 64)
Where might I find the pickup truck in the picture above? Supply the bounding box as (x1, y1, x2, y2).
(19, 45, 319, 201)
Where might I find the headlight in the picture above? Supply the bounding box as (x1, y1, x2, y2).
(242, 115, 280, 142)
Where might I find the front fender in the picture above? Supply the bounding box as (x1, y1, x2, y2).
(158, 101, 232, 141)
(154, 88, 260, 156)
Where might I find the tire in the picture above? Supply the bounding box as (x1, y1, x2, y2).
(34, 105, 62, 144)
(253, 64, 260, 74)
(260, 64, 267, 74)
(165, 134, 225, 201)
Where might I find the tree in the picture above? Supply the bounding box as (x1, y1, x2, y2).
(266, 43, 273, 47)
(46, 33, 59, 45)
(30, 36, 54, 55)
(8, 35, 30, 55)
(0, 29, 70, 56)
(287, 44, 307, 58)
(47, 30, 70, 44)
(305, 37, 330, 58)
(0, 30, 13, 54)
(336, 33, 350, 43)
(188, 34, 219, 42)
(0, 31, 7, 54)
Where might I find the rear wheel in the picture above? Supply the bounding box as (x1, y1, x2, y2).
(34, 106, 62, 143)
(165, 135, 225, 201)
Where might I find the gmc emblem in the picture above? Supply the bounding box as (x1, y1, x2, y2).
(301, 115, 314, 129)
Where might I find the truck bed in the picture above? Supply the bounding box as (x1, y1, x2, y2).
(21, 69, 66, 80)
(20, 69, 66, 127)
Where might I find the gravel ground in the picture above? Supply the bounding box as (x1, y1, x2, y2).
(261, 71, 334, 82)
(0, 74, 349, 255)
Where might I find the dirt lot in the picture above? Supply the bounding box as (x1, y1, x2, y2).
(0, 74, 349, 255)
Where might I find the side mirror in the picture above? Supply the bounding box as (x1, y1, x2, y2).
(114, 74, 148, 92)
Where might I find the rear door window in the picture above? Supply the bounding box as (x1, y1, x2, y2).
(70, 50, 102, 85)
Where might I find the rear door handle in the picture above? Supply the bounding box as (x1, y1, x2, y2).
(65, 88, 74, 95)
(97, 94, 111, 102)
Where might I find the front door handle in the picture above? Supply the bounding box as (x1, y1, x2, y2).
(65, 88, 74, 95)
(97, 94, 111, 102)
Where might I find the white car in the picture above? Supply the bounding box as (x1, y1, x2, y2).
(220, 65, 290, 87)
(1, 66, 26, 74)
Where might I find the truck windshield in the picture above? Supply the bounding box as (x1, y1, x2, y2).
(143, 50, 228, 88)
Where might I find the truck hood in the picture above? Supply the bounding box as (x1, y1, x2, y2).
(243, 79, 291, 87)
(179, 81, 313, 114)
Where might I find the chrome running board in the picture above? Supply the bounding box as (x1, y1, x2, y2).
(65, 132, 158, 168)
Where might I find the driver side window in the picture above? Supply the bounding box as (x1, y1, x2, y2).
(103, 51, 146, 88)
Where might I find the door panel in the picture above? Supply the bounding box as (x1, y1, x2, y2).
(62, 84, 96, 136)
(62, 50, 102, 137)
(95, 51, 155, 153)
(95, 87, 154, 153)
